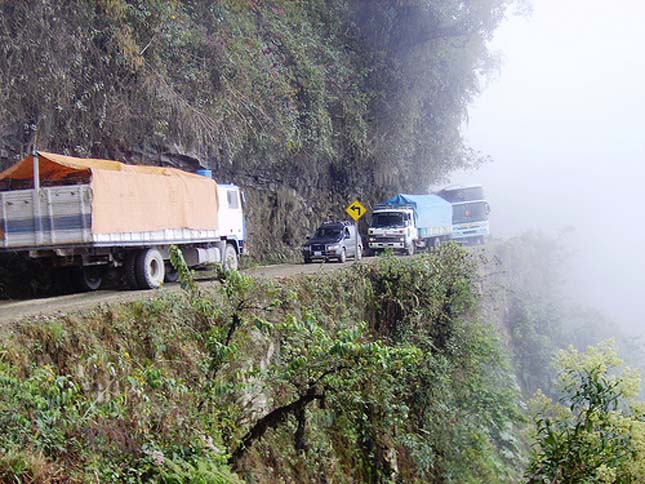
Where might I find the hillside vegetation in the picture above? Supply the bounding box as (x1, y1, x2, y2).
(2, 238, 644, 482)
(0, 0, 519, 257)
(0, 247, 525, 483)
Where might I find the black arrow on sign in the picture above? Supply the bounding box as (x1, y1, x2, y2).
(351, 205, 362, 216)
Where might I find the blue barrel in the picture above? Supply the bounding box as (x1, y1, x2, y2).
(196, 169, 213, 178)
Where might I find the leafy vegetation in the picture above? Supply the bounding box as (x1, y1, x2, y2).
(525, 341, 645, 483)
(484, 233, 645, 481)
(0, 246, 524, 483)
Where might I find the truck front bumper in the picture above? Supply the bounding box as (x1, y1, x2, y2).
(368, 236, 407, 250)
(369, 242, 405, 250)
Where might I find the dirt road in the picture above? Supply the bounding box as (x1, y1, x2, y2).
(0, 259, 361, 324)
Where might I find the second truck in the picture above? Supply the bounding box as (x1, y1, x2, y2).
(367, 193, 453, 254)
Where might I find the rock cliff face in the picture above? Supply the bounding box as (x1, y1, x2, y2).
(0, 0, 515, 258)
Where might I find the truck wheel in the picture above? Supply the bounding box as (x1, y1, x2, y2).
(304, 257, 312, 264)
(406, 243, 415, 256)
(164, 263, 179, 283)
(135, 248, 165, 289)
(124, 251, 140, 290)
(74, 266, 103, 292)
(339, 248, 347, 263)
(432, 237, 441, 249)
(224, 243, 239, 271)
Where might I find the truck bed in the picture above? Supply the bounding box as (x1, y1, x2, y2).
(0, 185, 221, 250)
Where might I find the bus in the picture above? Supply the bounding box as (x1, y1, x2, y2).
(435, 184, 490, 244)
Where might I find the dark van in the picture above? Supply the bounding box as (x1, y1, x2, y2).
(301, 221, 363, 263)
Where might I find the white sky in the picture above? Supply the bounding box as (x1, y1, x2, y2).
(451, 0, 645, 334)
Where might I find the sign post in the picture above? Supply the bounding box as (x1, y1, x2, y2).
(345, 199, 367, 263)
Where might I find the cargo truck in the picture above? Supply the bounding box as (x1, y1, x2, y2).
(0, 151, 246, 291)
(367, 194, 452, 254)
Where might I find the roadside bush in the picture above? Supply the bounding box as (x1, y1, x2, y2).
(526, 341, 645, 483)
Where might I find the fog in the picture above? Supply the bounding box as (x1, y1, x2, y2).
(450, 0, 645, 335)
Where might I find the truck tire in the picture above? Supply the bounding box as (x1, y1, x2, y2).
(135, 248, 165, 289)
(73, 266, 103, 292)
(224, 243, 239, 271)
(432, 237, 441, 249)
(164, 263, 179, 283)
(124, 251, 140, 290)
(406, 243, 415, 256)
(339, 248, 347, 263)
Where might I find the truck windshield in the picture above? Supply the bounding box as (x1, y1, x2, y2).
(314, 228, 342, 238)
(371, 213, 405, 228)
(453, 202, 488, 224)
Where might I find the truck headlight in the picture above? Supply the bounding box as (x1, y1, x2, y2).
(327, 244, 339, 251)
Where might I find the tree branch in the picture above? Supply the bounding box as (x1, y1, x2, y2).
(229, 386, 324, 465)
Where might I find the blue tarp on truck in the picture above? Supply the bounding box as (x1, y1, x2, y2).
(382, 194, 453, 233)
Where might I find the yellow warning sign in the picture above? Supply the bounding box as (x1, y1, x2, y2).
(345, 199, 367, 221)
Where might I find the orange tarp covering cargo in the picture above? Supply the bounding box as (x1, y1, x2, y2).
(0, 151, 219, 234)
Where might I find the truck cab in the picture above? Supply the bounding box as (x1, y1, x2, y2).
(368, 205, 417, 255)
(216, 183, 246, 256)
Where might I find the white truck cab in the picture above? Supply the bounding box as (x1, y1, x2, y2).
(368, 205, 417, 255)
(216, 183, 246, 255)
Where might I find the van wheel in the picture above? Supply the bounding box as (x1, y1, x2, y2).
(135, 248, 165, 289)
(224, 243, 239, 271)
(73, 266, 103, 292)
(339, 248, 347, 263)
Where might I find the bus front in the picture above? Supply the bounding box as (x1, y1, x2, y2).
(450, 200, 490, 245)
